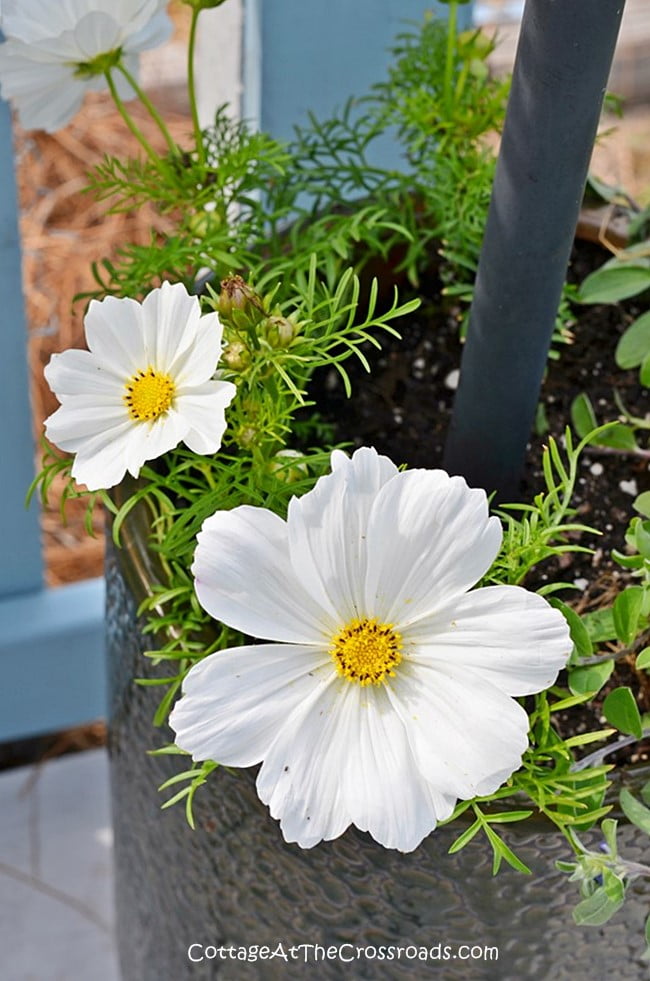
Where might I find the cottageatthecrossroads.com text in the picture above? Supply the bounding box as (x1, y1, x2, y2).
(187, 942, 499, 965)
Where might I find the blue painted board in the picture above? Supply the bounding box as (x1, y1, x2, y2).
(0, 578, 106, 741)
(244, 0, 474, 138)
(0, 98, 43, 598)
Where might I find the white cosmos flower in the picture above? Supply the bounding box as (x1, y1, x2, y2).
(44, 281, 236, 491)
(170, 447, 571, 853)
(0, 0, 171, 132)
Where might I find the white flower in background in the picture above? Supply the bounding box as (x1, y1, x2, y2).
(0, 0, 171, 131)
(44, 282, 236, 491)
(170, 447, 571, 853)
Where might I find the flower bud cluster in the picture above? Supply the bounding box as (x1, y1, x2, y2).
(217, 276, 302, 372)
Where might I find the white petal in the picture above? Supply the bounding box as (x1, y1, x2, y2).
(84, 295, 146, 379)
(44, 399, 128, 447)
(405, 585, 571, 696)
(68, 421, 136, 490)
(2, 0, 169, 45)
(193, 506, 337, 643)
(140, 282, 204, 376)
(124, 10, 173, 54)
(0, 1, 171, 130)
(44, 348, 123, 397)
(387, 660, 530, 799)
(286, 447, 399, 623)
(2, 0, 68, 39)
(123, 410, 189, 477)
(364, 469, 502, 625)
(73, 11, 121, 59)
(342, 685, 456, 851)
(176, 381, 236, 455)
(169, 644, 327, 767)
(256, 673, 353, 847)
(0, 45, 84, 131)
(168, 309, 225, 387)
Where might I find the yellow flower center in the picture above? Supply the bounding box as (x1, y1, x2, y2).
(330, 617, 402, 686)
(124, 367, 175, 422)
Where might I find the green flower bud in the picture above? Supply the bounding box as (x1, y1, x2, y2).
(267, 449, 309, 484)
(221, 340, 251, 371)
(187, 206, 222, 238)
(234, 425, 259, 450)
(180, 0, 229, 11)
(217, 275, 265, 326)
(263, 314, 301, 349)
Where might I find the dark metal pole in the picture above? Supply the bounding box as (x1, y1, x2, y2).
(442, 0, 626, 499)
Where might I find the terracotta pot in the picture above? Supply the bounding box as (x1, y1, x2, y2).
(107, 499, 650, 981)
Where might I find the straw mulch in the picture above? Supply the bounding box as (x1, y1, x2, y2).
(18, 93, 192, 586)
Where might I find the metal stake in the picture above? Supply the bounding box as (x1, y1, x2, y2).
(443, 0, 626, 498)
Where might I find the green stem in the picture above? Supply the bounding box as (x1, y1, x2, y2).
(115, 62, 178, 157)
(187, 7, 206, 169)
(104, 69, 162, 166)
(443, 0, 458, 117)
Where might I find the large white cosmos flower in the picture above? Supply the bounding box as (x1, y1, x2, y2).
(44, 281, 236, 491)
(170, 447, 571, 853)
(0, 0, 171, 131)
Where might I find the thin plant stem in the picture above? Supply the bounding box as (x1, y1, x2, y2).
(104, 69, 161, 166)
(443, 0, 458, 117)
(187, 7, 206, 169)
(115, 62, 178, 156)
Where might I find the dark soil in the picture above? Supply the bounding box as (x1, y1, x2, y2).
(308, 238, 650, 765)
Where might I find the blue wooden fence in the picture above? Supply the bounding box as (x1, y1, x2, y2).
(243, 1, 472, 133)
(0, 98, 106, 742)
(0, 1, 472, 742)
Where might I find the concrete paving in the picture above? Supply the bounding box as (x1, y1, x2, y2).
(0, 749, 120, 981)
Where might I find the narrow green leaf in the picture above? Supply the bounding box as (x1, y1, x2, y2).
(550, 598, 592, 657)
(563, 728, 615, 748)
(550, 692, 594, 712)
(481, 810, 533, 824)
(447, 818, 483, 854)
(556, 804, 613, 826)
(611, 548, 645, 571)
(158, 769, 205, 792)
(620, 787, 650, 835)
(483, 824, 531, 874)
(160, 786, 192, 809)
(602, 687, 643, 739)
(147, 744, 189, 757)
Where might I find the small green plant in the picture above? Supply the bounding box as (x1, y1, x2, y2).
(577, 235, 650, 384)
(571, 219, 650, 452)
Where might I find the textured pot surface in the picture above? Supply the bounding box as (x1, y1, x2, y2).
(107, 536, 649, 981)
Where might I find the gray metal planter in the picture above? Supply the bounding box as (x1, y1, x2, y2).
(106, 522, 649, 981)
